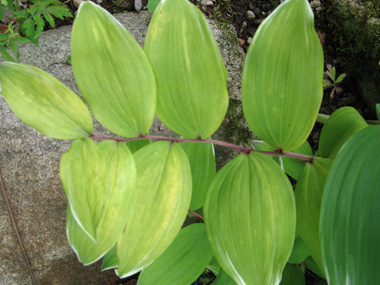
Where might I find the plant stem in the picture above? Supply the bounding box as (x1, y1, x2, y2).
(316, 113, 330, 124)
(188, 211, 204, 220)
(0, 170, 36, 284)
(89, 134, 315, 162)
(316, 113, 380, 125)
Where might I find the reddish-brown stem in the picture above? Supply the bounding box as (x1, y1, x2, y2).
(0, 170, 36, 285)
(89, 134, 315, 162)
(188, 210, 204, 220)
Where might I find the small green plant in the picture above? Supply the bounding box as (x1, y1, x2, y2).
(0, 0, 72, 62)
(0, 0, 379, 284)
(323, 64, 346, 100)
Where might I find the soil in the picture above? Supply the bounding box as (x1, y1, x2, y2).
(41, 0, 369, 284)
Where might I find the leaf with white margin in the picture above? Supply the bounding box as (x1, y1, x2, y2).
(0, 62, 93, 139)
(320, 126, 380, 284)
(144, 0, 228, 139)
(205, 152, 296, 284)
(116, 141, 192, 278)
(242, 0, 323, 152)
(60, 138, 105, 240)
(66, 141, 136, 264)
(72, 1, 156, 138)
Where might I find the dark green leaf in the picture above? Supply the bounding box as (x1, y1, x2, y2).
(213, 269, 237, 285)
(242, 0, 323, 152)
(205, 152, 296, 284)
(181, 141, 216, 210)
(145, 0, 228, 139)
(102, 244, 118, 271)
(138, 223, 213, 285)
(72, 2, 156, 138)
(44, 13, 55, 27)
(320, 126, 380, 284)
(317, 106, 367, 159)
(280, 264, 305, 285)
(33, 14, 45, 39)
(0, 47, 16, 62)
(147, 0, 161, 12)
(376, 104, 380, 120)
(0, 62, 93, 139)
(304, 256, 324, 278)
(288, 236, 310, 264)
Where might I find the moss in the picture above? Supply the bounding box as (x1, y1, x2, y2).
(322, 0, 380, 113)
(218, 98, 254, 147)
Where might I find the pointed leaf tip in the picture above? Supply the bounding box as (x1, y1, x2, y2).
(242, 0, 323, 152)
(72, 1, 156, 138)
(0, 62, 93, 139)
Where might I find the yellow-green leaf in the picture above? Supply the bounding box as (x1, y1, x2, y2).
(204, 152, 296, 284)
(317, 106, 367, 159)
(295, 158, 331, 277)
(138, 223, 213, 285)
(60, 138, 106, 240)
(66, 141, 136, 264)
(320, 126, 380, 284)
(144, 0, 228, 139)
(242, 0, 323, 152)
(116, 141, 192, 278)
(0, 62, 93, 139)
(72, 2, 156, 138)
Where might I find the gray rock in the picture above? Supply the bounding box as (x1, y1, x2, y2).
(201, 0, 214, 7)
(245, 10, 256, 21)
(310, 0, 321, 8)
(0, 10, 246, 284)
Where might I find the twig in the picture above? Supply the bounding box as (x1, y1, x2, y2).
(89, 134, 315, 162)
(188, 210, 204, 220)
(0, 170, 36, 285)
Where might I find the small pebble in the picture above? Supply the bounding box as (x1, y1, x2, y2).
(135, 0, 143, 11)
(245, 10, 256, 21)
(247, 37, 253, 44)
(254, 8, 261, 16)
(201, 0, 214, 7)
(310, 0, 321, 8)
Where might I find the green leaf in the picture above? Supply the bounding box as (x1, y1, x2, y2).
(253, 140, 312, 180)
(335, 72, 346, 83)
(320, 126, 380, 284)
(116, 141, 192, 278)
(144, 0, 228, 139)
(33, 14, 45, 39)
(376, 104, 380, 120)
(0, 4, 4, 20)
(138, 223, 213, 285)
(22, 18, 36, 40)
(44, 13, 55, 27)
(60, 139, 105, 240)
(207, 256, 222, 276)
(317, 106, 367, 159)
(295, 157, 332, 277)
(304, 256, 324, 279)
(72, 2, 156, 138)
(282, 141, 313, 180)
(181, 141, 216, 211)
(213, 269, 237, 285)
(0, 62, 93, 139)
(0, 47, 16, 62)
(102, 244, 118, 271)
(204, 152, 296, 284)
(147, 0, 161, 12)
(125, 137, 151, 153)
(280, 264, 305, 285)
(66, 140, 136, 264)
(288, 235, 310, 264)
(242, 0, 323, 152)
